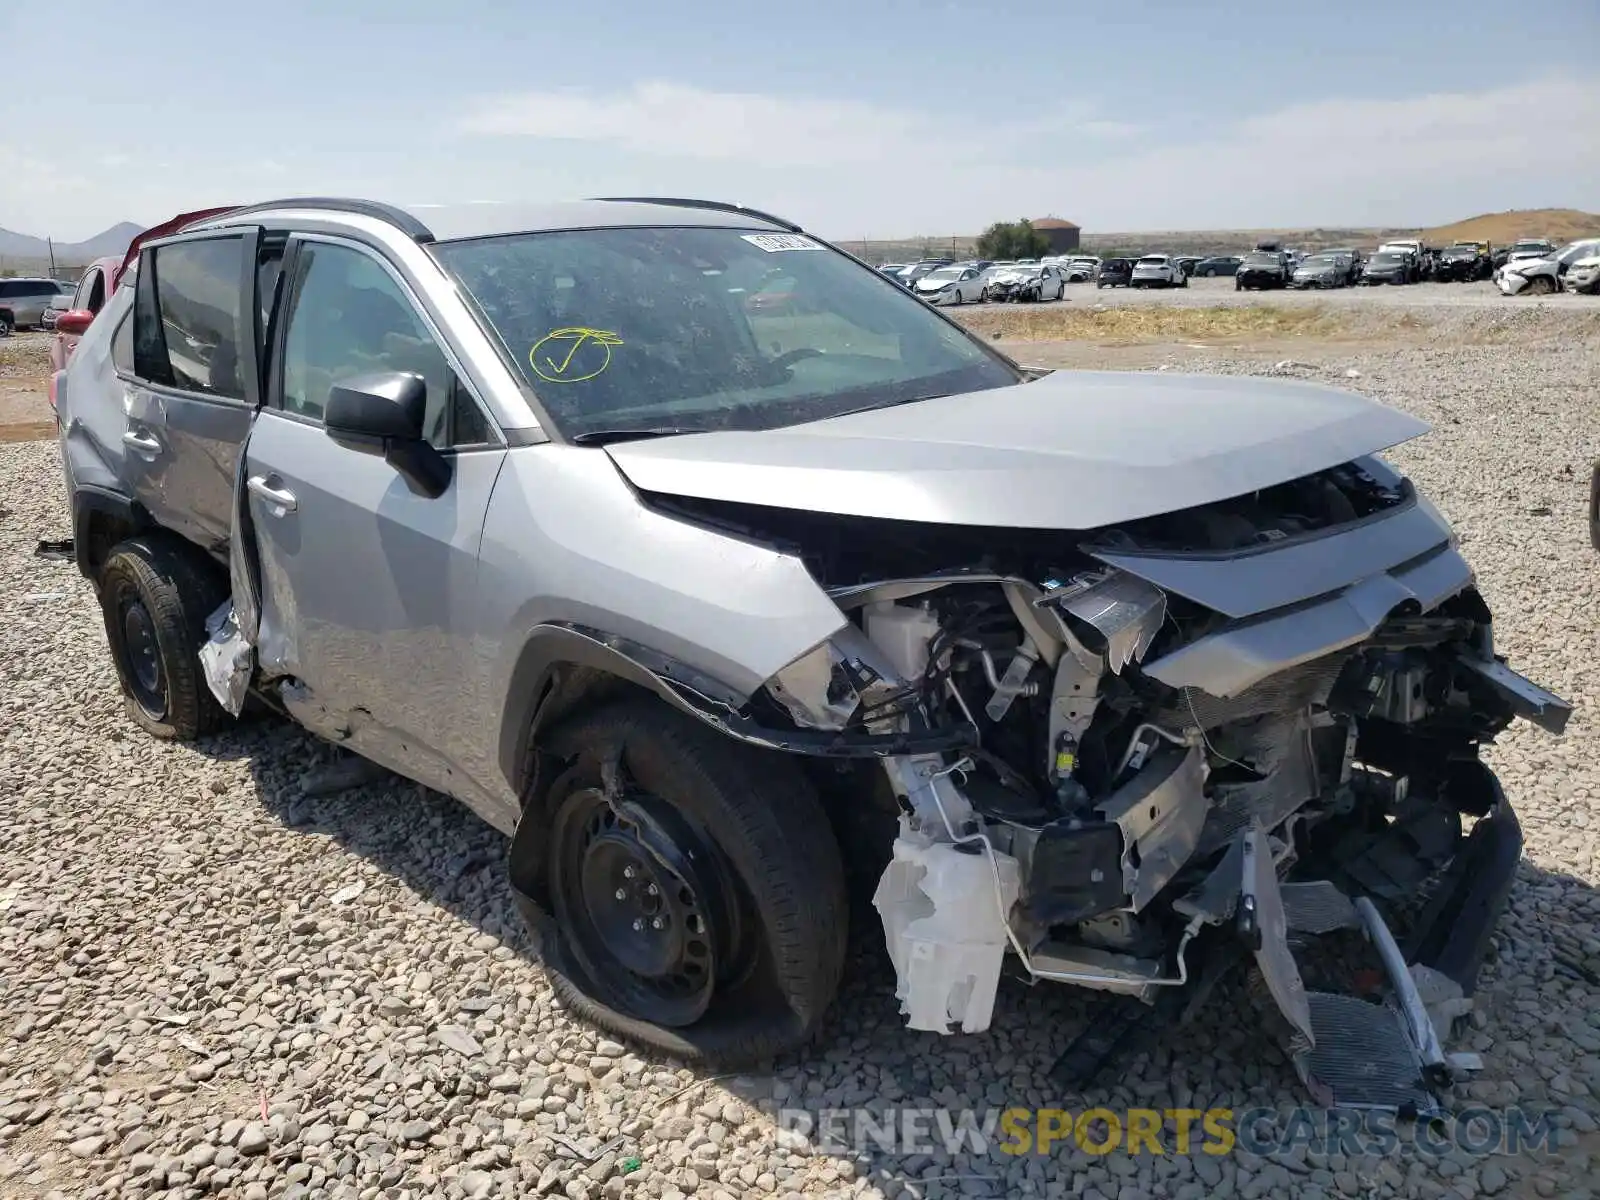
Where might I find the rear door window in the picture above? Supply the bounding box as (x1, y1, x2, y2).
(132, 236, 247, 400)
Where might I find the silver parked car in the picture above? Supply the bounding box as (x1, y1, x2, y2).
(57, 197, 1569, 1103)
(0, 276, 73, 335)
(911, 264, 985, 305)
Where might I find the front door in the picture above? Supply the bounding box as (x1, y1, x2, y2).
(245, 235, 508, 818)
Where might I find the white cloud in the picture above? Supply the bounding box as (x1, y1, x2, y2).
(457, 80, 1119, 167)
(454, 75, 1600, 235)
(7, 75, 1597, 241)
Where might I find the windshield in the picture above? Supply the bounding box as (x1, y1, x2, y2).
(1300, 255, 1337, 267)
(924, 268, 964, 282)
(434, 227, 1019, 440)
(1369, 253, 1404, 264)
(1242, 253, 1281, 266)
(1136, 257, 1167, 266)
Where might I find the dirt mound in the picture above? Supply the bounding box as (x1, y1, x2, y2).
(1424, 209, 1600, 246)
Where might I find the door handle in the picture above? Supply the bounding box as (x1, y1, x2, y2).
(247, 475, 298, 513)
(121, 430, 161, 453)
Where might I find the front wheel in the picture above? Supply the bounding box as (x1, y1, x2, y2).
(0, 313, 13, 338)
(1528, 275, 1556, 295)
(515, 698, 848, 1065)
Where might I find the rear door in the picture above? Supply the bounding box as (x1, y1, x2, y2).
(121, 228, 261, 553)
(245, 233, 505, 798)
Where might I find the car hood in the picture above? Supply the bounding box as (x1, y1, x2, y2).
(604, 370, 1430, 530)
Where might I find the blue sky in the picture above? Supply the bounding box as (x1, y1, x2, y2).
(4, 0, 1597, 240)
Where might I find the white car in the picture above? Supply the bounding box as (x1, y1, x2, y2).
(913, 265, 986, 305)
(1565, 253, 1600, 295)
(1130, 254, 1187, 288)
(1062, 256, 1101, 282)
(1497, 238, 1600, 296)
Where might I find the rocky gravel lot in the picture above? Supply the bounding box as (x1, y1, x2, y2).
(2, 303, 1599, 1200)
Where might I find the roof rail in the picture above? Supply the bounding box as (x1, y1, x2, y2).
(210, 197, 436, 243)
(590, 197, 802, 233)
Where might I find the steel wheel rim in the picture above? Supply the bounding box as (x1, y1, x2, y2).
(120, 597, 166, 718)
(551, 784, 745, 1027)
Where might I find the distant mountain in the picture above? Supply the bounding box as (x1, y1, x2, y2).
(0, 221, 145, 263)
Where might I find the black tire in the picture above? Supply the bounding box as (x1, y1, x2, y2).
(516, 698, 848, 1065)
(0, 312, 13, 338)
(97, 534, 230, 740)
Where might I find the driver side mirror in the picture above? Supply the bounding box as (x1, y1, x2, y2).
(54, 310, 95, 336)
(325, 371, 451, 498)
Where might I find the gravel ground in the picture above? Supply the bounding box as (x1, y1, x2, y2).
(2, 305, 1599, 1200)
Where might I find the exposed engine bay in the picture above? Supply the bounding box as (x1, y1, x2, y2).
(651, 454, 1572, 1111)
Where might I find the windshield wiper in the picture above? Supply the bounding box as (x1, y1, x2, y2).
(570, 426, 704, 446)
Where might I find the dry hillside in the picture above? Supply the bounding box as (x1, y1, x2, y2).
(1423, 208, 1600, 246)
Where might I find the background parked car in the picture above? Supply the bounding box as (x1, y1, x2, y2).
(1497, 238, 1600, 296)
(0, 277, 73, 335)
(985, 264, 1065, 302)
(897, 260, 950, 286)
(1062, 256, 1100, 282)
(1174, 255, 1202, 278)
(913, 265, 986, 305)
(1235, 250, 1290, 290)
(1565, 250, 1600, 295)
(1130, 254, 1187, 288)
(1095, 257, 1135, 287)
(1360, 251, 1413, 285)
(40, 293, 73, 331)
(1290, 252, 1359, 288)
(1194, 255, 1242, 277)
(1434, 242, 1493, 282)
(1493, 239, 1557, 269)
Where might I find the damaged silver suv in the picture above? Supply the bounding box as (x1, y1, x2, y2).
(56, 197, 1571, 1108)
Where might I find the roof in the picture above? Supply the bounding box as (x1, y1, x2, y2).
(1030, 217, 1081, 230)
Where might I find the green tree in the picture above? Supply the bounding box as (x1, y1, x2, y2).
(975, 218, 1050, 261)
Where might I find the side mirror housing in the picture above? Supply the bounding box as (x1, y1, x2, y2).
(55, 310, 95, 336)
(324, 371, 450, 498)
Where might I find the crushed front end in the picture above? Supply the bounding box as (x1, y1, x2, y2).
(736, 455, 1569, 1112)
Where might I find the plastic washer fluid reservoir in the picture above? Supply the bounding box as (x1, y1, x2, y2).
(872, 829, 1021, 1034)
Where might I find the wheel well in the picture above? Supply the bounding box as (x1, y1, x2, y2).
(81, 508, 141, 579)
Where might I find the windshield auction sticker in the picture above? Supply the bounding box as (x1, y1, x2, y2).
(529, 327, 624, 384)
(741, 234, 822, 253)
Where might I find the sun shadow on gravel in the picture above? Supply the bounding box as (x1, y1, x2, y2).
(187, 715, 1600, 1200)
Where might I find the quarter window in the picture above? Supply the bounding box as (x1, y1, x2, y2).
(132, 236, 246, 400)
(278, 241, 488, 447)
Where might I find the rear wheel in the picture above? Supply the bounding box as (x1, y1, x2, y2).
(517, 698, 848, 1064)
(0, 313, 13, 338)
(97, 535, 230, 740)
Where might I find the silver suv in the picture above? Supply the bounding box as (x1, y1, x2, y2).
(57, 197, 1568, 1101)
(0, 276, 73, 335)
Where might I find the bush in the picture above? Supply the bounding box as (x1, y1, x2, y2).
(976, 219, 1050, 261)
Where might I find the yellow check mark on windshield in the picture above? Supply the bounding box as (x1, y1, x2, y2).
(530, 327, 624, 383)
